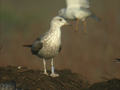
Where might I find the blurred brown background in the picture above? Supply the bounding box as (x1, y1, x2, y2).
(0, 0, 120, 83)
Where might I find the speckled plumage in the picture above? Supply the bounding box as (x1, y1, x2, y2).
(24, 16, 68, 77)
(35, 26, 61, 59)
(31, 17, 65, 59)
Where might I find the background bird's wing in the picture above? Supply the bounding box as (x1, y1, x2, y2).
(66, 0, 90, 9)
(66, 0, 80, 8)
(79, 0, 90, 8)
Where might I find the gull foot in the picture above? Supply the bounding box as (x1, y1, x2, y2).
(43, 72, 49, 76)
(50, 73, 59, 77)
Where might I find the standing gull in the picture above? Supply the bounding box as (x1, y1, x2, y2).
(23, 16, 69, 77)
(58, 0, 99, 32)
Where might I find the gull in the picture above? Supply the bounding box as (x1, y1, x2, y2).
(58, 0, 99, 32)
(23, 16, 69, 77)
(112, 58, 120, 63)
(0, 81, 17, 90)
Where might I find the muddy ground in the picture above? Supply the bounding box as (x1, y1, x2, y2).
(0, 66, 120, 90)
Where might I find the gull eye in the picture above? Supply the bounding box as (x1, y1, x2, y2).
(59, 18, 62, 21)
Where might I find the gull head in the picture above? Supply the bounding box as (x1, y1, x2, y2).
(58, 8, 66, 17)
(51, 16, 69, 27)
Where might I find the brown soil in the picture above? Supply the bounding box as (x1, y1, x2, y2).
(0, 66, 120, 90)
(0, 66, 88, 90)
(88, 79, 120, 90)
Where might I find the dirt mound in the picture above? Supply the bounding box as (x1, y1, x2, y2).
(0, 66, 120, 90)
(88, 79, 120, 90)
(0, 66, 88, 90)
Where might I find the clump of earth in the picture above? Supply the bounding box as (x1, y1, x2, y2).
(0, 66, 120, 90)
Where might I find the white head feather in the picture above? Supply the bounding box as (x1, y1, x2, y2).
(50, 16, 68, 28)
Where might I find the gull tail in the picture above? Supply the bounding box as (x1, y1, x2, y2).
(23, 45, 32, 48)
(90, 13, 101, 22)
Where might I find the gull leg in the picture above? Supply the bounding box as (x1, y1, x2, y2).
(75, 19, 79, 32)
(83, 20, 87, 33)
(43, 59, 48, 75)
(50, 58, 59, 77)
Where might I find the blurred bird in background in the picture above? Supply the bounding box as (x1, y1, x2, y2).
(112, 58, 120, 63)
(58, 0, 99, 32)
(23, 16, 69, 77)
(0, 81, 19, 90)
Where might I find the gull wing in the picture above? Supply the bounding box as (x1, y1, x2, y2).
(79, 0, 90, 8)
(31, 38, 43, 55)
(66, 0, 90, 9)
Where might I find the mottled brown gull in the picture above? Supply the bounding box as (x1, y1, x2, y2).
(23, 16, 69, 77)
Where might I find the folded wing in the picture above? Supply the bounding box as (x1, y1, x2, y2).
(31, 38, 43, 55)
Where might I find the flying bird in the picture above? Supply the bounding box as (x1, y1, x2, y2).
(23, 16, 69, 77)
(58, 0, 99, 32)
